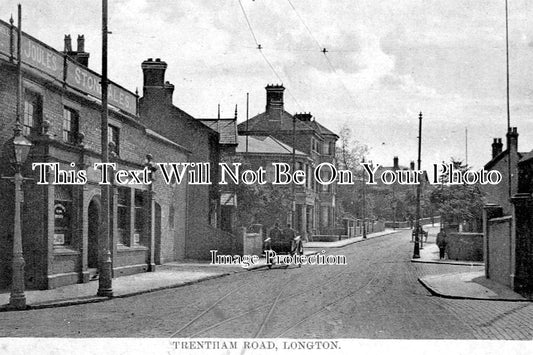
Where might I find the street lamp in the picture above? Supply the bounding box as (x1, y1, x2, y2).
(413, 112, 423, 259)
(2, 122, 33, 309)
(144, 154, 157, 271)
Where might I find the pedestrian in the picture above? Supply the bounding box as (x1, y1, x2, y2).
(267, 222, 282, 247)
(436, 229, 447, 260)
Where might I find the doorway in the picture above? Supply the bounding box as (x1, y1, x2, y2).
(88, 198, 100, 273)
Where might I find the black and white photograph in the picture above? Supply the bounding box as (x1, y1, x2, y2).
(0, 1, 532, 354)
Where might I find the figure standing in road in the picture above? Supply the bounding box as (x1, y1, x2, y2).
(436, 228, 447, 260)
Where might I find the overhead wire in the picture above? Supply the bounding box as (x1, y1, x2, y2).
(285, 0, 360, 107)
(236, 0, 304, 111)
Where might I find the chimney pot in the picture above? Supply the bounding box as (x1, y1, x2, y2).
(77, 34, 85, 52)
(492, 137, 504, 158)
(64, 34, 72, 52)
(393, 156, 399, 169)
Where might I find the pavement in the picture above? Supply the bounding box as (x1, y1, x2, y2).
(412, 225, 530, 302)
(2, 225, 529, 312)
(0, 250, 317, 312)
(304, 228, 400, 248)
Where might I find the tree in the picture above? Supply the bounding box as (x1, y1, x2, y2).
(334, 123, 369, 224)
(429, 158, 485, 232)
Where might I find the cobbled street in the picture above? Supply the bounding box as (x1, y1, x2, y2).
(1, 226, 532, 339)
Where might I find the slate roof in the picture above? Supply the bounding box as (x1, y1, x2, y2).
(198, 118, 238, 145)
(236, 135, 307, 157)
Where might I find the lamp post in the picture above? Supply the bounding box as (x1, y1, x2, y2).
(413, 112, 423, 259)
(144, 154, 157, 271)
(97, 0, 113, 297)
(3, 122, 33, 309)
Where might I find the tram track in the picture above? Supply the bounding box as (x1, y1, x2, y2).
(167, 234, 398, 338)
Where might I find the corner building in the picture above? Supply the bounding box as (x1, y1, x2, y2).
(0, 20, 200, 289)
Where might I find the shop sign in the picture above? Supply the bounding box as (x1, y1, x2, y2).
(66, 61, 136, 115)
(0, 21, 10, 57)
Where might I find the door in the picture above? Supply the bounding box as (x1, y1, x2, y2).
(88, 198, 100, 269)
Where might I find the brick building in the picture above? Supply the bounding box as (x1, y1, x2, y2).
(0, 20, 214, 289)
(237, 85, 338, 237)
(482, 127, 533, 298)
(139, 58, 222, 260)
(482, 127, 523, 214)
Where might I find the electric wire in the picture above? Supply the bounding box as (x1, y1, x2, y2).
(237, 0, 304, 111)
(285, 0, 360, 107)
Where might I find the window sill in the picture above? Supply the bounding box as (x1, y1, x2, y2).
(117, 244, 148, 252)
(53, 246, 79, 256)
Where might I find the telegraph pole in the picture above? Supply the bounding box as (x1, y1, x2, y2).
(98, 0, 113, 297)
(246, 93, 249, 153)
(291, 115, 296, 228)
(413, 112, 423, 259)
(505, 0, 512, 200)
(362, 157, 367, 239)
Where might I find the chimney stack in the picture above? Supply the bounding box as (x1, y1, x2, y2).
(410, 161, 415, 170)
(142, 58, 173, 105)
(294, 112, 312, 121)
(506, 127, 518, 154)
(491, 138, 503, 159)
(63, 34, 89, 67)
(142, 58, 168, 88)
(265, 84, 285, 120)
(393, 156, 399, 169)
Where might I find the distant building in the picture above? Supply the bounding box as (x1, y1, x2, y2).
(237, 85, 338, 236)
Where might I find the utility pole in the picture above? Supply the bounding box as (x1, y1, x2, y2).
(97, 0, 113, 297)
(505, 0, 512, 200)
(246, 93, 249, 153)
(362, 157, 367, 239)
(465, 127, 468, 166)
(291, 115, 296, 228)
(413, 112, 423, 259)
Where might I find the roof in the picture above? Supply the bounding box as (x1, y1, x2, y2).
(485, 149, 525, 170)
(237, 110, 310, 132)
(237, 110, 338, 139)
(519, 150, 533, 164)
(235, 135, 307, 156)
(198, 118, 237, 145)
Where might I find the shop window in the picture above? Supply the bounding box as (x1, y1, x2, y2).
(63, 107, 79, 143)
(108, 124, 120, 155)
(54, 186, 73, 246)
(23, 90, 42, 136)
(117, 187, 130, 245)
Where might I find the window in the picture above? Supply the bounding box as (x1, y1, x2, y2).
(117, 187, 130, 245)
(133, 190, 144, 245)
(23, 90, 42, 136)
(54, 186, 73, 246)
(108, 124, 120, 155)
(63, 107, 79, 143)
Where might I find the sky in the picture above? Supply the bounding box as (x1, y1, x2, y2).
(1, 0, 532, 170)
